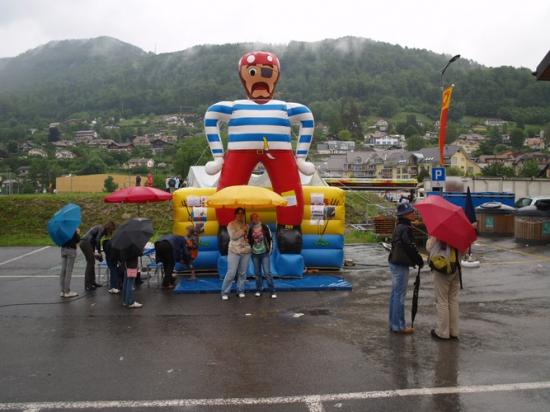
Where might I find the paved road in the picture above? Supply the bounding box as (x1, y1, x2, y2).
(0, 239, 549, 411)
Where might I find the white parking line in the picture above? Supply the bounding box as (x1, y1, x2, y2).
(0, 247, 50, 267)
(0, 381, 549, 411)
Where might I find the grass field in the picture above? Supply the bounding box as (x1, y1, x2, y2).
(0, 191, 386, 246)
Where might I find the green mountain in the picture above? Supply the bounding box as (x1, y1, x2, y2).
(1, 36, 550, 126)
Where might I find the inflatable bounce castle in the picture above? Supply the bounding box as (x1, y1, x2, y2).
(173, 51, 346, 279)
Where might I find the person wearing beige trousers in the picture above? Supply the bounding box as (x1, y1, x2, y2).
(426, 236, 460, 340)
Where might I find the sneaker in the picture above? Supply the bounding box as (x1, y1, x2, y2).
(60, 292, 65, 297)
(255, 292, 261, 297)
(221, 295, 229, 301)
(108, 288, 120, 294)
(128, 302, 143, 308)
(92, 282, 103, 288)
(63, 291, 79, 298)
(238, 293, 245, 298)
(271, 293, 277, 299)
(85, 285, 96, 291)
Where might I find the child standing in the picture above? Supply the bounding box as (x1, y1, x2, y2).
(184, 225, 199, 280)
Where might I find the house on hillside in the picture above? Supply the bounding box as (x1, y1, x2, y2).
(75, 130, 98, 143)
(524, 137, 545, 150)
(413, 146, 481, 176)
(150, 138, 174, 154)
(477, 152, 515, 168)
(513, 152, 550, 174)
(316, 140, 355, 155)
(126, 158, 153, 169)
(485, 118, 508, 127)
(87, 139, 115, 149)
(343, 151, 381, 178)
(375, 119, 389, 132)
(107, 142, 134, 152)
(133, 136, 151, 146)
(55, 150, 76, 160)
(317, 154, 347, 177)
(52, 140, 75, 148)
(27, 148, 47, 158)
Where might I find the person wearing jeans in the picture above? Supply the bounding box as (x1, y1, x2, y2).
(247, 213, 276, 298)
(387, 203, 424, 334)
(221, 208, 251, 300)
(122, 256, 142, 308)
(59, 229, 80, 298)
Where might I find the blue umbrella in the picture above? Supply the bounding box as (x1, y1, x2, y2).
(47, 203, 81, 246)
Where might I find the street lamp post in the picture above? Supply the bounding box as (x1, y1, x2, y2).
(440, 54, 461, 90)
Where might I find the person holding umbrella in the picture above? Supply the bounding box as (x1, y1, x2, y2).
(414, 195, 478, 340)
(47, 203, 82, 298)
(59, 228, 80, 298)
(388, 203, 424, 334)
(110, 218, 154, 308)
(221, 208, 251, 300)
(79, 221, 116, 291)
(426, 236, 461, 340)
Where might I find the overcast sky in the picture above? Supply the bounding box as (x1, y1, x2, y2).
(0, 0, 548, 69)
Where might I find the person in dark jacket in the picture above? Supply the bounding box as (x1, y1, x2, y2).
(247, 213, 276, 298)
(154, 234, 188, 288)
(388, 203, 424, 334)
(59, 228, 80, 298)
(103, 238, 123, 294)
(79, 221, 116, 291)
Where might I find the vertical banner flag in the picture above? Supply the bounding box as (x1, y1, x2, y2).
(438, 85, 454, 166)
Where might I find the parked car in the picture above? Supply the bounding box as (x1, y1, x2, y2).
(515, 196, 550, 209)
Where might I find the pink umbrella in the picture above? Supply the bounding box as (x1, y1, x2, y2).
(104, 186, 172, 215)
(415, 195, 477, 253)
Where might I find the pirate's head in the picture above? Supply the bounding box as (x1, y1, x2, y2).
(238, 51, 280, 103)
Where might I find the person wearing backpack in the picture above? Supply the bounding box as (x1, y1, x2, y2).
(388, 202, 424, 334)
(426, 236, 461, 340)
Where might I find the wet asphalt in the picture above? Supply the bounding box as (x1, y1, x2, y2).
(0, 238, 549, 411)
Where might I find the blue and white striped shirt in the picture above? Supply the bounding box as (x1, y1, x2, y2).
(203, 99, 314, 158)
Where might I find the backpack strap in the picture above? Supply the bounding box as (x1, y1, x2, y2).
(457, 255, 463, 290)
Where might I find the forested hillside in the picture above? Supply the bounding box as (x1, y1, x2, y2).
(1, 36, 550, 128)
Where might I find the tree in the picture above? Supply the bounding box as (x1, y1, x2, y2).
(174, 136, 208, 178)
(79, 155, 106, 175)
(510, 128, 525, 149)
(417, 167, 430, 183)
(48, 126, 60, 142)
(103, 175, 118, 192)
(337, 129, 353, 141)
(518, 160, 540, 177)
(446, 166, 463, 176)
(378, 96, 399, 117)
(482, 163, 515, 177)
(493, 144, 509, 154)
(543, 123, 550, 145)
(404, 125, 419, 139)
(406, 136, 425, 150)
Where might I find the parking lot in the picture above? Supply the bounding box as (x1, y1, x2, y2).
(1, 238, 549, 411)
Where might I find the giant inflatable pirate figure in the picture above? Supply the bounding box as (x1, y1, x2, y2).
(203, 51, 315, 255)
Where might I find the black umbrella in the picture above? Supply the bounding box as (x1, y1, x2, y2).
(111, 218, 153, 258)
(411, 267, 421, 327)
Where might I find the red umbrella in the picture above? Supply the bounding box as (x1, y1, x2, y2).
(415, 195, 477, 253)
(104, 187, 172, 215)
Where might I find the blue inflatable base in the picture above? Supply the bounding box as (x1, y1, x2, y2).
(173, 275, 352, 294)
